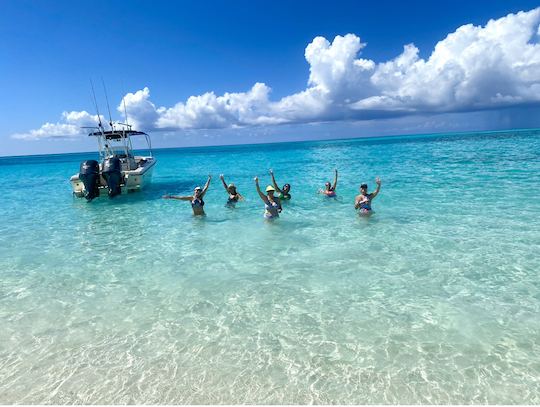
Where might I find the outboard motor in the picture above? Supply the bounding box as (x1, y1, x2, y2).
(79, 160, 100, 201)
(102, 157, 122, 198)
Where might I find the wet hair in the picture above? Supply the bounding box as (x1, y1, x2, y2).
(283, 183, 291, 191)
(360, 183, 368, 189)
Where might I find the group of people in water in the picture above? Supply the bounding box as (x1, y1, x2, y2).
(163, 169, 381, 219)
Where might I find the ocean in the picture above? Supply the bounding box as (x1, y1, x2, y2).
(1, 130, 539, 403)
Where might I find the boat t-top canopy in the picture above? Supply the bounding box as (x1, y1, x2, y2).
(86, 127, 153, 159)
(89, 130, 148, 139)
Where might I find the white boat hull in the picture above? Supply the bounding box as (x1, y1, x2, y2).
(71, 156, 156, 198)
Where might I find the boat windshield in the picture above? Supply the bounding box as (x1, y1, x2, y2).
(108, 146, 132, 158)
(89, 129, 153, 160)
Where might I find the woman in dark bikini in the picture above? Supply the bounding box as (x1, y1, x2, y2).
(269, 169, 291, 201)
(319, 169, 338, 197)
(254, 176, 282, 220)
(354, 177, 381, 216)
(219, 174, 244, 207)
(163, 175, 211, 216)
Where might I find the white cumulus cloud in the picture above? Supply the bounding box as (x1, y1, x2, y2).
(13, 7, 540, 140)
(155, 82, 280, 129)
(12, 111, 102, 140)
(117, 87, 159, 130)
(355, 8, 540, 112)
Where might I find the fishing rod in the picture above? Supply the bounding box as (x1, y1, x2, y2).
(121, 82, 131, 130)
(90, 78, 104, 133)
(101, 77, 114, 131)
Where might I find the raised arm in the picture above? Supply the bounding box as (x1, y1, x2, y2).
(332, 168, 338, 191)
(254, 177, 269, 202)
(269, 169, 283, 194)
(371, 177, 382, 199)
(163, 194, 193, 201)
(200, 175, 212, 197)
(219, 174, 229, 192)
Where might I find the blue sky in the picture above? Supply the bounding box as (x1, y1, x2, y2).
(2, 0, 540, 156)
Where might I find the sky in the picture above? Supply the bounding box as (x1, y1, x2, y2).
(2, 0, 540, 156)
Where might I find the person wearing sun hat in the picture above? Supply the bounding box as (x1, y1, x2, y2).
(163, 175, 212, 216)
(254, 176, 282, 219)
(219, 174, 244, 207)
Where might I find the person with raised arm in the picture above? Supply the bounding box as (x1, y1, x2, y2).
(319, 169, 338, 197)
(219, 174, 244, 207)
(269, 169, 291, 201)
(355, 177, 381, 215)
(254, 176, 282, 220)
(163, 175, 212, 216)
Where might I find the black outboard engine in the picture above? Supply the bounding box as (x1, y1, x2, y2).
(102, 157, 122, 198)
(79, 160, 100, 201)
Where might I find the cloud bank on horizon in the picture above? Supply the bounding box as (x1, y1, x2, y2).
(13, 8, 540, 140)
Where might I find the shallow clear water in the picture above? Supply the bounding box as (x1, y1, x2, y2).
(1, 130, 539, 404)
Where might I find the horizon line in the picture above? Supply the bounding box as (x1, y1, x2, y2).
(1, 126, 539, 159)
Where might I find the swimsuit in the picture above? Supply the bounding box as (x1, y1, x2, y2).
(278, 192, 291, 200)
(324, 189, 336, 197)
(226, 194, 239, 206)
(191, 197, 205, 208)
(358, 194, 372, 212)
(264, 199, 280, 219)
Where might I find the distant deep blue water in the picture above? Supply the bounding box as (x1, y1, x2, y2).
(1, 130, 539, 403)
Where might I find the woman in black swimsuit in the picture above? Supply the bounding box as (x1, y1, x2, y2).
(163, 175, 211, 216)
(219, 174, 244, 207)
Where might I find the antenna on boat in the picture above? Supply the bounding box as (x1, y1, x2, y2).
(90, 78, 104, 132)
(122, 97, 129, 128)
(101, 78, 114, 131)
(121, 82, 131, 130)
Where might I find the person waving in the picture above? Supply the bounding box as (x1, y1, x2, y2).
(163, 175, 212, 216)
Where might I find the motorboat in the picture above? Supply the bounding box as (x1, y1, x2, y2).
(70, 127, 156, 200)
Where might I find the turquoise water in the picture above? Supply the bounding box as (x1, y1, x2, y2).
(1, 130, 539, 404)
